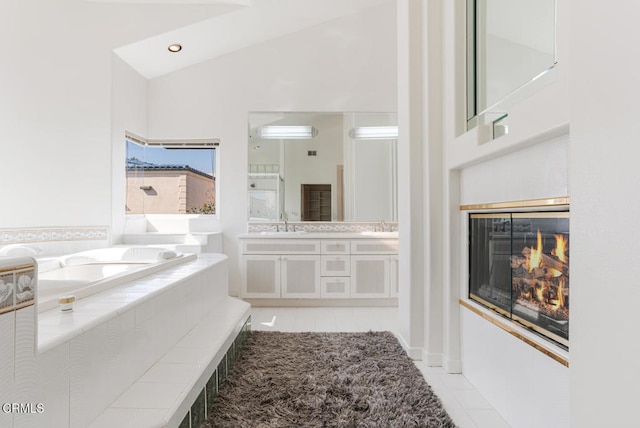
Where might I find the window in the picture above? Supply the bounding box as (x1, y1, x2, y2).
(466, 0, 557, 131)
(125, 134, 218, 215)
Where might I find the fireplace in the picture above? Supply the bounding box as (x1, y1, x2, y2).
(469, 211, 569, 348)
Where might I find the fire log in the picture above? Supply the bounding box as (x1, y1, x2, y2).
(510, 256, 528, 269)
(513, 277, 541, 288)
(530, 266, 555, 279)
(522, 247, 569, 277)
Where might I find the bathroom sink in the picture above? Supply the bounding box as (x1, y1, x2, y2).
(259, 231, 307, 236)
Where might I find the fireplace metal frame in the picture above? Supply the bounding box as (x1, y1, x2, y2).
(463, 197, 570, 350)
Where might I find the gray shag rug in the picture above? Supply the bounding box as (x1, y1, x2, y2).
(204, 331, 457, 427)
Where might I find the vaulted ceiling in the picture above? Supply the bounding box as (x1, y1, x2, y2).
(109, 0, 391, 79)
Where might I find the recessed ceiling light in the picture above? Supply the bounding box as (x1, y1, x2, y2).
(168, 44, 182, 53)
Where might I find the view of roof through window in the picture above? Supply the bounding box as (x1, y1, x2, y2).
(126, 141, 216, 215)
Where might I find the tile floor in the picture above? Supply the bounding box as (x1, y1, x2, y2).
(251, 306, 511, 428)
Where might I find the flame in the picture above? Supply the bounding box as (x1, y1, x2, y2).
(549, 268, 563, 278)
(528, 230, 543, 272)
(551, 278, 565, 310)
(552, 234, 568, 262)
(535, 284, 546, 302)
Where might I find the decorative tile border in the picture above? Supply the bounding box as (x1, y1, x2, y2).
(0, 262, 36, 315)
(0, 271, 14, 315)
(14, 266, 35, 309)
(0, 227, 109, 245)
(247, 222, 398, 234)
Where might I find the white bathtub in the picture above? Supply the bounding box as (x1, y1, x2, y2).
(37, 247, 196, 312)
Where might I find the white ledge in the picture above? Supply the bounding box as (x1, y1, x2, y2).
(37, 253, 227, 354)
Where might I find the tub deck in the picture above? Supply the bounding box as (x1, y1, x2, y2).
(31, 253, 250, 428)
(36, 247, 195, 313)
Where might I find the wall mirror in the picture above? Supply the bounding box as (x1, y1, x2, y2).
(467, 0, 557, 130)
(248, 112, 397, 222)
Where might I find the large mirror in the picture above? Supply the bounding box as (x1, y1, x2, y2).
(248, 112, 397, 222)
(467, 0, 557, 129)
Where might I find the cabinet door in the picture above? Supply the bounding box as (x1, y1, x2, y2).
(351, 255, 390, 298)
(389, 255, 399, 298)
(281, 255, 321, 298)
(241, 255, 280, 298)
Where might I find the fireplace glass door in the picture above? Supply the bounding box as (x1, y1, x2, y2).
(469, 211, 569, 348)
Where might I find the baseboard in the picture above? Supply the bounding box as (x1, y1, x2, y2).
(422, 351, 443, 367)
(396, 333, 423, 360)
(443, 358, 462, 373)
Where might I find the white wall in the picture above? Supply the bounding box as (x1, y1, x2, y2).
(461, 307, 570, 428)
(569, 2, 640, 427)
(460, 136, 569, 204)
(146, 2, 397, 295)
(458, 136, 570, 428)
(437, 0, 640, 424)
(111, 56, 149, 243)
(0, 0, 237, 231)
(435, 0, 572, 425)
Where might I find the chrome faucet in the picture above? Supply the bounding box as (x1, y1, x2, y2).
(283, 219, 288, 232)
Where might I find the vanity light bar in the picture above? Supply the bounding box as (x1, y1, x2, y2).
(257, 126, 318, 139)
(349, 126, 398, 140)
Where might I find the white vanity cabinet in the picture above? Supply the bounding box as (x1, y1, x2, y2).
(241, 255, 281, 298)
(389, 255, 399, 298)
(350, 240, 399, 298)
(281, 255, 321, 298)
(319, 240, 351, 298)
(239, 234, 398, 300)
(240, 239, 321, 298)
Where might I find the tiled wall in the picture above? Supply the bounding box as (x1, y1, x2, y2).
(0, 254, 234, 427)
(0, 257, 37, 428)
(0, 226, 110, 258)
(0, 227, 109, 245)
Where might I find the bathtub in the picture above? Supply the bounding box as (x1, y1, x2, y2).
(37, 246, 196, 312)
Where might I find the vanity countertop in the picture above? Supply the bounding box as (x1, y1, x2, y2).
(238, 231, 398, 240)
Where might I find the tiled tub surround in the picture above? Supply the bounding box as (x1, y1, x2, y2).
(0, 257, 38, 428)
(92, 316, 252, 428)
(0, 257, 36, 314)
(0, 253, 251, 428)
(122, 216, 224, 254)
(36, 246, 196, 312)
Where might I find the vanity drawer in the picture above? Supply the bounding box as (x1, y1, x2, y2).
(320, 255, 350, 276)
(350, 239, 398, 254)
(320, 277, 351, 298)
(320, 240, 350, 255)
(241, 239, 321, 254)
